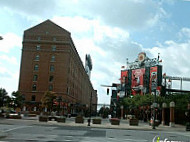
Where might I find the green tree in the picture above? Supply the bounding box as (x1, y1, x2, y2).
(0, 88, 10, 107)
(41, 91, 56, 111)
(11, 91, 24, 109)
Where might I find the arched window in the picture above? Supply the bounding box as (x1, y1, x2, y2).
(35, 55, 40, 61)
(50, 65, 54, 72)
(34, 65, 39, 71)
(32, 84, 37, 91)
(49, 85, 53, 91)
(51, 55, 55, 62)
(52, 45, 56, 51)
(31, 95, 36, 101)
(33, 75, 38, 81)
(49, 76, 54, 82)
(36, 45, 40, 50)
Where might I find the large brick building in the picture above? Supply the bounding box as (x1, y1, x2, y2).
(18, 20, 97, 114)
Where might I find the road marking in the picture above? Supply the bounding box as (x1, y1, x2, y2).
(124, 139, 148, 142)
(3, 126, 32, 132)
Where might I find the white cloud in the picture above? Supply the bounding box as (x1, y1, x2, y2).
(0, 33, 22, 53)
(179, 27, 190, 39)
(147, 40, 190, 89)
(0, 0, 167, 30)
(0, 55, 18, 65)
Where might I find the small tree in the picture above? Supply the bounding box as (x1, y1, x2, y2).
(11, 91, 24, 109)
(41, 91, 56, 112)
(0, 88, 10, 107)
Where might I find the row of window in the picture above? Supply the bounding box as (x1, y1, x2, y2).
(37, 37, 56, 41)
(34, 55, 55, 62)
(33, 75, 54, 82)
(34, 65, 55, 72)
(32, 84, 53, 91)
(36, 45, 56, 51)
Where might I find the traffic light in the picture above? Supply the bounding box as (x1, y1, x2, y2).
(107, 88, 109, 95)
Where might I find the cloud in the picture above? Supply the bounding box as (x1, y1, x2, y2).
(146, 39, 190, 90)
(0, 55, 18, 65)
(0, 0, 167, 30)
(178, 27, 190, 39)
(52, 16, 145, 103)
(0, 33, 22, 53)
(0, 0, 57, 17)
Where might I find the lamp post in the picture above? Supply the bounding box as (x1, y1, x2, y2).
(88, 92, 92, 126)
(152, 89, 157, 129)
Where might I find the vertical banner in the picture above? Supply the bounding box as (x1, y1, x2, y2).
(150, 66, 158, 91)
(131, 68, 145, 95)
(121, 70, 128, 84)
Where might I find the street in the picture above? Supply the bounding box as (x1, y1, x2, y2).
(0, 119, 190, 142)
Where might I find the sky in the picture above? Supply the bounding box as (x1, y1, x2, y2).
(1, 0, 190, 105)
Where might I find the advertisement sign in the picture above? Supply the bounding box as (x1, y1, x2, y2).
(150, 66, 158, 91)
(121, 70, 128, 84)
(131, 68, 145, 95)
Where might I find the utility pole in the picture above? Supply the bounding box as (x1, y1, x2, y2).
(152, 89, 157, 129)
(88, 92, 92, 126)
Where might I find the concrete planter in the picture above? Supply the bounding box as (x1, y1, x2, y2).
(110, 118, 120, 125)
(48, 116, 57, 121)
(6, 114, 22, 119)
(92, 118, 102, 124)
(57, 117, 66, 123)
(129, 119, 139, 126)
(28, 114, 37, 117)
(75, 116, 84, 123)
(0, 113, 5, 118)
(39, 116, 48, 122)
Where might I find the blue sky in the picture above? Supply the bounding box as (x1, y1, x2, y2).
(0, 0, 190, 104)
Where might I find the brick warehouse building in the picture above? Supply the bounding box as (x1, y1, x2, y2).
(18, 20, 98, 115)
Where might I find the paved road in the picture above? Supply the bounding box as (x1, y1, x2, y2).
(0, 119, 189, 142)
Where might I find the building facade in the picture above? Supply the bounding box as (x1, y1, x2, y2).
(18, 20, 97, 114)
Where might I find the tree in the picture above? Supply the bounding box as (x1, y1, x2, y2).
(0, 88, 10, 107)
(41, 91, 56, 111)
(11, 91, 24, 109)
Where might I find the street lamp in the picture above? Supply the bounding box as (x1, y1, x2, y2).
(88, 92, 92, 126)
(152, 89, 157, 129)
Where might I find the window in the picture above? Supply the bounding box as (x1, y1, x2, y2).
(52, 45, 56, 51)
(51, 55, 55, 62)
(35, 55, 40, 61)
(33, 75, 38, 81)
(36, 45, 40, 50)
(49, 76, 54, 82)
(31, 95, 36, 101)
(53, 37, 56, 41)
(49, 85, 53, 91)
(34, 64, 39, 71)
(50, 65, 54, 72)
(32, 84, 37, 91)
(38, 37, 40, 41)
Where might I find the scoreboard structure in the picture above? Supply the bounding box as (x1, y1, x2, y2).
(120, 52, 162, 96)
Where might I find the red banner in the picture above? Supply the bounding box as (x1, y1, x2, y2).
(131, 68, 145, 95)
(120, 70, 128, 84)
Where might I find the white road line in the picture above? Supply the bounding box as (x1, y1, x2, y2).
(124, 139, 148, 142)
(3, 126, 32, 132)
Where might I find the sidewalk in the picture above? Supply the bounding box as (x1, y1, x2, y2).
(0, 117, 188, 135)
(34, 117, 187, 132)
